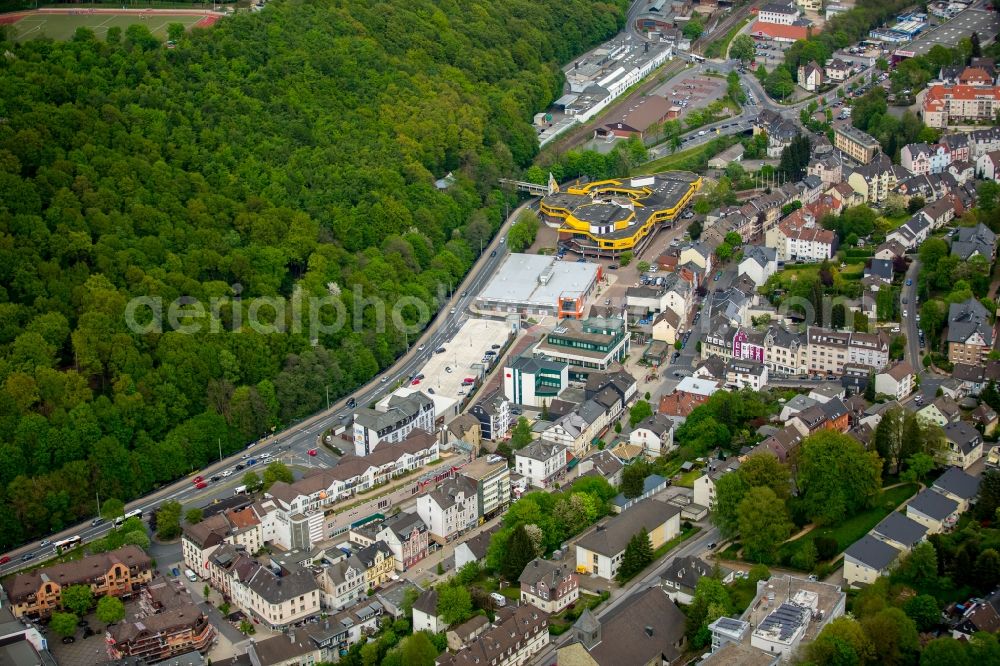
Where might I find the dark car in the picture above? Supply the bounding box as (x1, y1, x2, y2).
(607, 264, 618, 270)
(491, 344, 501, 350)
(21, 553, 34, 562)
(83, 627, 95, 638)
(435, 347, 446, 354)
(90, 518, 103, 527)
(62, 637, 75, 644)
(346, 397, 357, 409)
(210, 475, 221, 482)
(490, 250, 497, 257)
(235, 463, 245, 471)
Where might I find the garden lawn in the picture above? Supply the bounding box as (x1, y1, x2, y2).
(778, 483, 918, 568)
(634, 136, 739, 175)
(548, 591, 609, 635)
(675, 468, 702, 488)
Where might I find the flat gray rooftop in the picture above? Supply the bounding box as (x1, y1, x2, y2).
(477, 253, 599, 308)
(902, 9, 999, 56)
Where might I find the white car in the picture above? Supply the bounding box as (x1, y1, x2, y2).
(260, 452, 272, 459)
(222, 470, 233, 477)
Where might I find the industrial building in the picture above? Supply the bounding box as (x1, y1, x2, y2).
(476, 253, 601, 319)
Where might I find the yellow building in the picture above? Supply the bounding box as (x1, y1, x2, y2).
(357, 541, 395, 590)
(540, 172, 701, 254)
(573, 498, 681, 580)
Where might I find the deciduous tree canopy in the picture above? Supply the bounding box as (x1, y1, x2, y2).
(0, 0, 628, 548)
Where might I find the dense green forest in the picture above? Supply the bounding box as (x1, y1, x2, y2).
(0, 0, 628, 547)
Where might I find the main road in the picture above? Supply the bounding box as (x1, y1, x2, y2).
(0, 199, 536, 576)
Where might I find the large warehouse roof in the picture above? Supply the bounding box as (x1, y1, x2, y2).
(477, 254, 599, 307)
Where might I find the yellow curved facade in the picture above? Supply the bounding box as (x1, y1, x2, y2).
(539, 174, 702, 251)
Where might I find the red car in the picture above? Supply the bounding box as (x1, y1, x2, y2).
(0, 556, 10, 565)
(411, 379, 421, 386)
(195, 481, 207, 489)
(463, 377, 475, 383)
(192, 475, 204, 484)
(308, 449, 318, 456)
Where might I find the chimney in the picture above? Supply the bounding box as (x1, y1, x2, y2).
(289, 630, 295, 643)
(644, 626, 654, 637)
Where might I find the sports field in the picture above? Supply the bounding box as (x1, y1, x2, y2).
(1, 9, 218, 42)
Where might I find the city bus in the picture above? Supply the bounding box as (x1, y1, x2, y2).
(114, 509, 143, 527)
(52, 536, 81, 552)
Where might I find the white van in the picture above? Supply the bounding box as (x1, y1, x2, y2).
(490, 592, 507, 607)
(185, 569, 198, 582)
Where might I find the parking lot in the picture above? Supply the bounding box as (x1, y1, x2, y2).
(411, 318, 513, 399)
(651, 75, 727, 120)
(752, 37, 791, 67)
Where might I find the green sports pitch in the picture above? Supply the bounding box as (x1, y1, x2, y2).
(7, 11, 208, 42)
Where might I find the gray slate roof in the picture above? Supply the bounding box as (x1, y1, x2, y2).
(845, 534, 901, 571)
(908, 488, 959, 522)
(947, 298, 992, 345)
(872, 511, 928, 549)
(933, 466, 981, 501)
(577, 498, 679, 556)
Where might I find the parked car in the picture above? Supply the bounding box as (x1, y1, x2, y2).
(411, 379, 421, 386)
(435, 347, 446, 354)
(62, 637, 75, 645)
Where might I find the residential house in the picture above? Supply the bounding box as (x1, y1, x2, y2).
(887, 214, 931, 250)
(825, 59, 853, 82)
(355, 542, 394, 590)
(725, 359, 769, 391)
(352, 392, 435, 456)
(3, 547, 152, 619)
(874, 240, 907, 262)
(658, 389, 709, 425)
(411, 589, 443, 633)
(906, 489, 960, 534)
(917, 396, 962, 427)
(932, 466, 981, 512)
(515, 440, 568, 489)
(759, 425, 805, 462)
(693, 457, 741, 509)
(519, 559, 579, 614)
(952, 223, 997, 261)
(977, 150, 1000, 180)
(660, 556, 734, 604)
(630, 413, 675, 457)
(738, 246, 778, 286)
(453, 527, 496, 572)
(469, 393, 513, 441)
(320, 556, 367, 611)
(864, 258, 894, 284)
(652, 308, 683, 345)
(754, 109, 801, 158)
(416, 475, 479, 543)
(843, 534, 901, 588)
(575, 499, 681, 580)
(847, 153, 897, 204)
(352, 512, 429, 572)
(808, 152, 845, 186)
(107, 582, 216, 663)
(874, 362, 915, 400)
(438, 605, 549, 666)
(766, 214, 835, 262)
(952, 363, 986, 396)
(557, 587, 687, 666)
(942, 421, 984, 469)
(871, 511, 928, 551)
(446, 616, 490, 653)
(797, 61, 823, 91)
(461, 457, 511, 520)
(901, 142, 952, 175)
(835, 125, 882, 164)
(947, 298, 994, 365)
(922, 84, 1000, 128)
(576, 450, 625, 488)
(974, 403, 999, 435)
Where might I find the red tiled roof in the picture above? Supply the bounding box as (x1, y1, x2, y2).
(924, 84, 1000, 111)
(658, 391, 708, 417)
(750, 21, 809, 41)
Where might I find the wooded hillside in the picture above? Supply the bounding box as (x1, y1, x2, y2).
(0, 0, 627, 547)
